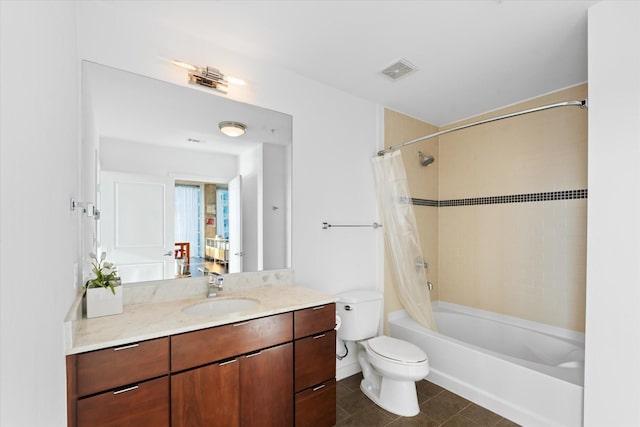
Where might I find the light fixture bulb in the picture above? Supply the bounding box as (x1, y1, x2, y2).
(227, 76, 247, 86)
(171, 60, 198, 71)
(219, 121, 247, 137)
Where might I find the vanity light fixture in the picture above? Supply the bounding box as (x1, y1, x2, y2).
(219, 121, 247, 137)
(171, 59, 229, 94)
(189, 66, 228, 93)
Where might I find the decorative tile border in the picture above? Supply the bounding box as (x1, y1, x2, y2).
(412, 189, 588, 207)
(412, 198, 439, 207)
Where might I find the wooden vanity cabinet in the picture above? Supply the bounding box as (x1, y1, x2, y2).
(68, 305, 337, 427)
(293, 304, 336, 427)
(170, 312, 293, 427)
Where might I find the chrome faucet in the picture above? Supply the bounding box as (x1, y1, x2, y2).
(208, 272, 224, 298)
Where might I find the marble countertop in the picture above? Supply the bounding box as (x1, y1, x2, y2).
(65, 285, 336, 355)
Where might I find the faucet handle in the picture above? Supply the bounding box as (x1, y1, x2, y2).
(207, 272, 224, 297)
(209, 272, 224, 289)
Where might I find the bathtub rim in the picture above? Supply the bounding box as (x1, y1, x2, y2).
(431, 301, 585, 344)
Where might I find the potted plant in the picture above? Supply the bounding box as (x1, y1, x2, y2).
(84, 251, 123, 318)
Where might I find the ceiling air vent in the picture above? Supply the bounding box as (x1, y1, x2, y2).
(381, 59, 417, 81)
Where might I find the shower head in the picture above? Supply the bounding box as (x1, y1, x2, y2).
(418, 151, 435, 167)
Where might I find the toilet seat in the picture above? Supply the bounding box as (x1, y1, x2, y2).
(368, 336, 427, 364)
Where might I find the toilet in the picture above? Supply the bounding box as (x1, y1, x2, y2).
(336, 289, 429, 417)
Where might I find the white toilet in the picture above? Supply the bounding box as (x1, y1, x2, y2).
(336, 289, 429, 417)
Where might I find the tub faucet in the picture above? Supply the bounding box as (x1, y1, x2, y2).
(208, 273, 224, 298)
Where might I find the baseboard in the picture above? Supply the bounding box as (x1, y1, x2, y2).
(336, 361, 361, 381)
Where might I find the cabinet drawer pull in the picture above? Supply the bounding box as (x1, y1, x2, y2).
(113, 343, 139, 351)
(312, 384, 326, 392)
(312, 305, 326, 310)
(246, 351, 262, 358)
(113, 385, 139, 395)
(232, 321, 250, 327)
(219, 358, 238, 366)
(312, 334, 326, 339)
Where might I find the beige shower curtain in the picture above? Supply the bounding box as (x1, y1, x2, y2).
(372, 150, 437, 331)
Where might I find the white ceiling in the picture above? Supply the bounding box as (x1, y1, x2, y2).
(109, 0, 596, 126)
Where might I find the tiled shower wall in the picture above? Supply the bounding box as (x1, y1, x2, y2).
(384, 84, 588, 332)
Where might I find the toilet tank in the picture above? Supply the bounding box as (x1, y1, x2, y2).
(336, 289, 383, 341)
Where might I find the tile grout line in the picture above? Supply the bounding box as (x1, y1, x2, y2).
(438, 401, 474, 427)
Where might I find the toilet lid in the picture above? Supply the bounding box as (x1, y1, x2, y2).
(368, 336, 427, 363)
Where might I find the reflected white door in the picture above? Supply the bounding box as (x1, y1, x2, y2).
(228, 175, 243, 273)
(100, 172, 175, 283)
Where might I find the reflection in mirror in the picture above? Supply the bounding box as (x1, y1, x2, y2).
(81, 62, 292, 285)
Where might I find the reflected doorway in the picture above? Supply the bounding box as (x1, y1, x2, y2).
(174, 181, 229, 276)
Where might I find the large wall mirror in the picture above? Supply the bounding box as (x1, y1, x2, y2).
(81, 61, 292, 285)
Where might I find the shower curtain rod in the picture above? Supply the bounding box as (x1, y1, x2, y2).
(377, 99, 588, 156)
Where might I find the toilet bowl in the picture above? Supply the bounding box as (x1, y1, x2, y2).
(358, 336, 429, 416)
(336, 290, 430, 417)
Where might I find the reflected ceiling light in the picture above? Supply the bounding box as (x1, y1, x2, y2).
(219, 121, 247, 137)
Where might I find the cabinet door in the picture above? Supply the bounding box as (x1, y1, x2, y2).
(77, 376, 169, 427)
(240, 342, 293, 427)
(295, 379, 337, 427)
(295, 330, 336, 392)
(171, 358, 240, 427)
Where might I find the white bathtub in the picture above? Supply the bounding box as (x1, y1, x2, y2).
(388, 302, 584, 427)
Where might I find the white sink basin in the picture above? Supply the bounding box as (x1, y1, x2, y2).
(182, 298, 260, 316)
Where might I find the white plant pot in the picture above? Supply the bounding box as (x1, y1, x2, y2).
(86, 285, 123, 318)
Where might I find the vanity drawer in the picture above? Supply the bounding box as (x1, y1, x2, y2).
(294, 329, 336, 392)
(295, 379, 336, 427)
(76, 337, 169, 396)
(77, 376, 169, 427)
(294, 303, 335, 339)
(171, 312, 293, 372)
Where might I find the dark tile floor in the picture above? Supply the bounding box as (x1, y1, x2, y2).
(336, 373, 520, 427)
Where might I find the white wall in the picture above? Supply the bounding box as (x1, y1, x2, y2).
(0, 2, 79, 426)
(584, 2, 640, 426)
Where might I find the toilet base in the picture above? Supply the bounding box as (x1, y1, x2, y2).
(360, 376, 420, 417)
